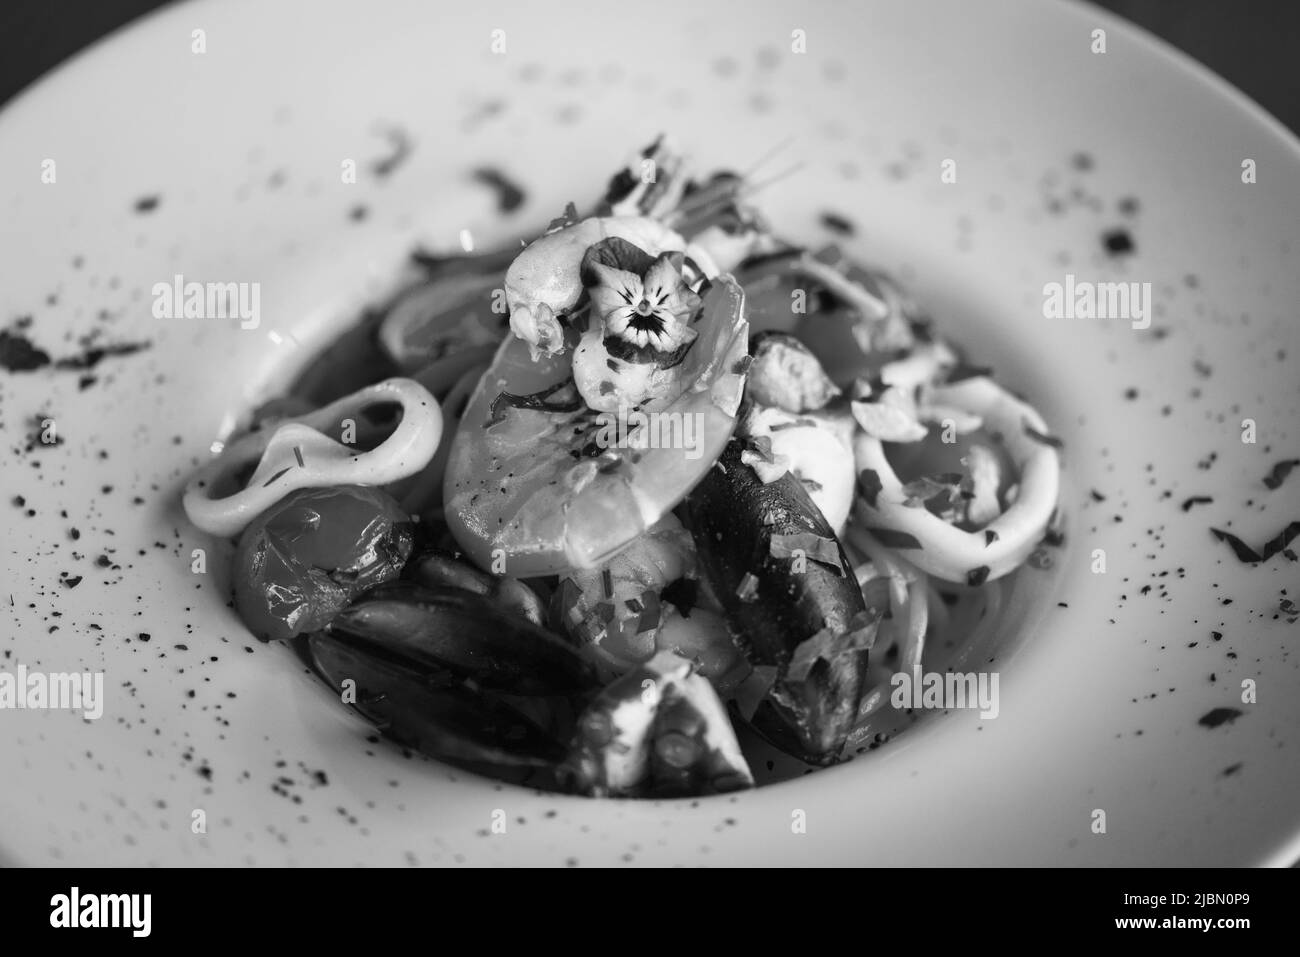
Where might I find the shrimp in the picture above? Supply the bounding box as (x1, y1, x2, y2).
(504, 216, 719, 359)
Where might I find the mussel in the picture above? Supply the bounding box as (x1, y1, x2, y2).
(563, 650, 753, 797)
(404, 548, 547, 626)
(681, 437, 880, 764)
(325, 580, 598, 697)
(309, 630, 565, 771)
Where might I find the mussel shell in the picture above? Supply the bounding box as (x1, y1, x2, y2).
(309, 632, 565, 769)
(326, 580, 598, 696)
(561, 651, 753, 797)
(646, 688, 752, 797)
(681, 438, 873, 764)
(404, 549, 547, 626)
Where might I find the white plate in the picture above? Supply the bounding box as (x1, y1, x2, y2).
(1, 0, 1297, 866)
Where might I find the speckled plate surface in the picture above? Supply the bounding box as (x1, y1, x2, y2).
(1, 0, 1297, 866)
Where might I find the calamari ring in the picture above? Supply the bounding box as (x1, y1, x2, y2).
(183, 378, 441, 538)
(853, 376, 1060, 584)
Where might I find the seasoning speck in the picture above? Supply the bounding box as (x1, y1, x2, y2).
(1102, 228, 1135, 256)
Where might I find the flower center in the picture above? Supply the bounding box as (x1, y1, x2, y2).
(634, 298, 656, 318)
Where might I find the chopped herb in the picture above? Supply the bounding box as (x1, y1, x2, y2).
(810, 244, 842, 266)
(0, 330, 51, 371)
(1197, 707, 1242, 729)
(769, 418, 819, 432)
(985, 529, 999, 547)
(732, 665, 779, 721)
(370, 126, 413, 178)
(900, 473, 963, 508)
(967, 565, 990, 586)
(261, 466, 292, 487)
(1209, 527, 1261, 563)
(1263, 459, 1300, 491)
(818, 211, 856, 236)
(863, 527, 923, 550)
(486, 380, 584, 425)
(471, 167, 526, 213)
(1260, 521, 1300, 561)
(944, 364, 994, 384)
(736, 572, 760, 603)
(858, 469, 883, 508)
(602, 168, 639, 207)
(545, 201, 580, 233)
(635, 590, 661, 633)
(769, 533, 844, 574)
(601, 568, 614, 599)
(661, 578, 699, 616)
(556, 578, 583, 627)
(785, 610, 879, 682)
(1023, 419, 1064, 449)
(1181, 496, 1213, 512)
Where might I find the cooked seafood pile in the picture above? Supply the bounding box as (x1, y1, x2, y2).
(182, 138, 1061, 797)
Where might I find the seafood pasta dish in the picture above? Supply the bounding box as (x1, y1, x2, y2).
(181, 138, 1062, 797)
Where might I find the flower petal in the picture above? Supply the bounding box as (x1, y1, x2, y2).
(588, 263, 644, 325)
(643, 254, 701, 321)
(604, 305, 636, 338)
(581, 236, 658, 278)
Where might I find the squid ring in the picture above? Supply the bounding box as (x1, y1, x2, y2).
(853, 376, 1060, 584)
(183, 378, 442, 537)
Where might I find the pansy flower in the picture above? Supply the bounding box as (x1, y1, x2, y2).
(582, 238, 701, 356)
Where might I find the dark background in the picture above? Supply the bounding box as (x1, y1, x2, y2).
(1, 0, 1298, 133)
